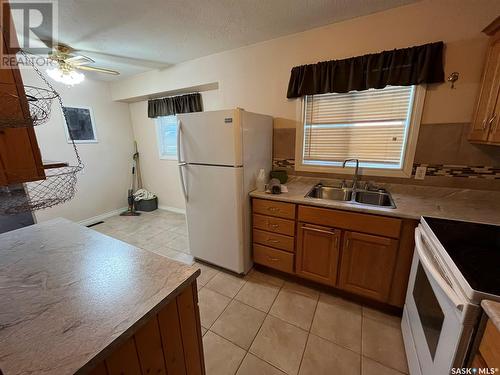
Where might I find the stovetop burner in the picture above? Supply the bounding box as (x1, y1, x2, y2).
(423, 217, 500, 297)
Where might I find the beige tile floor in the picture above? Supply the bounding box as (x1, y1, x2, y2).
(91, 210, 409, 375)
(91, 209, 194, 264)
(197, 266, 410, 375)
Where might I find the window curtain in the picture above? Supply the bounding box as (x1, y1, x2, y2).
(287, 41, 444, 98)
(148, 93, 203, 118)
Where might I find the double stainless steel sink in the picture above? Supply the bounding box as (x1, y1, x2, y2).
(305, 183, 396, 208)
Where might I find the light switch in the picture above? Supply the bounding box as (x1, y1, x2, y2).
(415, 166, 427, 180)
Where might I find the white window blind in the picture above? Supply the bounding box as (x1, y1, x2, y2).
(303, 85, 415, 169)
(155, 115, 178, 159)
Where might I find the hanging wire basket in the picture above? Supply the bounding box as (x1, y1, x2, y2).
(0, 51, 84, 215)
(0, 84, 59, 129)
(0, 165, 82, 214)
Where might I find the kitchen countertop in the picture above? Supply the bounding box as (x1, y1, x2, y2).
(250, 176, 500, 225)
(0, 218, 200, 375)
(481, 300, 500, 332)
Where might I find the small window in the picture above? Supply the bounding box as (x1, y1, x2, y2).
(155, 115, 178, 160)
(296, 85, 425, 177)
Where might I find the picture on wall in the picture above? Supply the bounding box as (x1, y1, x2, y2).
(63, 106, 98, 143)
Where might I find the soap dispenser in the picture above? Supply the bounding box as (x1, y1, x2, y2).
(256, 169, 267, 192)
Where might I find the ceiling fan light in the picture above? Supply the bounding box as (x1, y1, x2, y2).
(46, 67, 85, 86)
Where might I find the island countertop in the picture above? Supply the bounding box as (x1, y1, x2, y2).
(249, 176, 500, 225)
(0, 218, 200, 375)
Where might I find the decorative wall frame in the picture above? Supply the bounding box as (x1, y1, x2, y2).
(62, 106, 98, 143)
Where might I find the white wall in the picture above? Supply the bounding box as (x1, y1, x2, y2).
(111, 0, 499, 125)
(21, 70, 135, 223)
(110, 0, 500, 209)
(128, 101, 186, 211)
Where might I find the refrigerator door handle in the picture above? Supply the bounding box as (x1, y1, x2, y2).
(177, 119, 189, 202)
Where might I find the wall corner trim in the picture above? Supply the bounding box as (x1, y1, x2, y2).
(78, 207, 128, 227)
(114, 82, 219, 103)
(158, 205, 186, 215)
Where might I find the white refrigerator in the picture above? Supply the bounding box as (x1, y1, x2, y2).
(176, 109, 273, 274)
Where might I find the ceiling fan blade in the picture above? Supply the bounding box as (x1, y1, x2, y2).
(75, 65, 120, 75)
(74, 48, 168, 69)
(65, 54, 95, 66)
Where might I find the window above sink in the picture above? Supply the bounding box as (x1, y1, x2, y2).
(295, 85, 426, 178)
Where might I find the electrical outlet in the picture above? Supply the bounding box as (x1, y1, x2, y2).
(415, 166, 427, 180)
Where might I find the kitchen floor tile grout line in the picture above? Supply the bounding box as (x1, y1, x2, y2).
(201, 268, 408, 374)
(295, 290, 320, 375)
(202, 271, 285, 374)
(359, 301, 364, 375)
(236, 273, 288, 374)
(97, 215, 408, 374)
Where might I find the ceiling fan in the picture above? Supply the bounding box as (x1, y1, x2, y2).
(46, 43, 120, 85)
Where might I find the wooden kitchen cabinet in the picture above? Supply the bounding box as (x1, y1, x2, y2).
(469, 16, 500, 144)
(296, 223, 340, 286)
(338, 231, 399, 303)
(471, 306, 500, 370)
(0, 4, 45, 186)
(251, 198, 416, 308)
(254, 244, 294, 274)
(0, 127, 45, 185)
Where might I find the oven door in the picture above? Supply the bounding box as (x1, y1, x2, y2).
(403, 225, 477, 375)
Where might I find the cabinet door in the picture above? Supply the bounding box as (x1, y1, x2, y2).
(338, 231, 398, 302)
(469, 40, 500, 142)
(0, 127, 45, 184)
(296, 223, 340, 286)
(0, 10, 45, 186)
(487, 87, 500, 143)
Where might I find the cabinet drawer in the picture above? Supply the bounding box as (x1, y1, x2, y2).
(298, 205, 402, 238)
(253, 229, 294, 252)
(253, 199, 296, 219)
(253, 244, 294, 274)
(253, 214, 295, 236)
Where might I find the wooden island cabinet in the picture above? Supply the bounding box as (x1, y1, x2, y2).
(89, 283, 205, 375)
(0, 218, 205, 375)
(251, 198, 418, 308)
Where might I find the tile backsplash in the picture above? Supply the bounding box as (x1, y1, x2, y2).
(272, 121, 500, 190)
(412, 164, 500, 179)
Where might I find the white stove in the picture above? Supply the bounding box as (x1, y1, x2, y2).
(402, 216, 500, 375)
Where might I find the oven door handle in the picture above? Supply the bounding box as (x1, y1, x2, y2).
(414, 227, 464, 311)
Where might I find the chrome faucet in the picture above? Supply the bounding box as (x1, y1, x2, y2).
(342, 159, 359, 190)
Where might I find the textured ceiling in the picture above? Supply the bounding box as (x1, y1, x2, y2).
(23, 0, 419, 79)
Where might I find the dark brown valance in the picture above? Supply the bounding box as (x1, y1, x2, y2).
(148, 93, 203, 118)
(287, 41, 444, 98)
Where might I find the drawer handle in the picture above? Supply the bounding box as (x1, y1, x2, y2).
(303, 225, 336, 235)
(267, 256, 280, 262)
(268, 224, 280, 229)
(266, 238, 280, 244)
(267, 207, 280, 212)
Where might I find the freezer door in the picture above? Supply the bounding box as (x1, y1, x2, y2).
(184, 164, 245, 273)
(177, 109, 242, 166)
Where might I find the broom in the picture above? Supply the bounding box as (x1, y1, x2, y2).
(120, 141, 141, 216)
